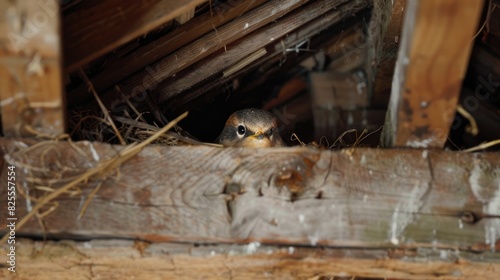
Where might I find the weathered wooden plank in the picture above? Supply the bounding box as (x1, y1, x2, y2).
(63, 0, 207, 72)
(156, 0, 369, 105)
(1, 239, 499, 279)
(67, 0, 267, 107)
(0, 0, 65, 136)
(0, 138, 499, 258)
(97, 0, 311, 110)
(382, 0, 484, 148)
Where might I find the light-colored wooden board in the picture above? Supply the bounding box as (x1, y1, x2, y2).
(382, 0, 484, 148)
(0, 138, 499, 258)
(0, 239, 499, 280)
(63, 0, 207, 72)
(175, 8, 195, 25)
(0, 0, 65, 137)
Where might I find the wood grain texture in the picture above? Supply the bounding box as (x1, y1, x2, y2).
(382, 0, 484, 148)
(156, 0, 368, 104)
(0, 0, 65, 136)
(0, 239, 499, 279)
(0, 138, 499, 259)
(97, 0, 310, 110)
(364, 0, 393, 95)
(372, 0, 406, 107)
(67, 0, 267, 106)
(63, 0, 207, 72)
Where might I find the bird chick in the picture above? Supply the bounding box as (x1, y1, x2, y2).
(216, 108, 284, 147)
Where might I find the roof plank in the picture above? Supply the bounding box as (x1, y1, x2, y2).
(382, 0, 483, 148)
(91, 0, 314, 110)
(67, 0, 267, 106)
(63, 0, 207, 72)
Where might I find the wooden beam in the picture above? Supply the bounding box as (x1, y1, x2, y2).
(63, 0, 207, 72)
(1, 139, 499, 256)
(1, 239, 499, 279)
(0, 0, 65, 137)
(382, 0, 484, 148)
(95, 0, 313, 109)
(67, 0, 267, 106)
(156, 0, 369, 105)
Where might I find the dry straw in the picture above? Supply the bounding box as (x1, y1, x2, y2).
(0, 112, 189, 245)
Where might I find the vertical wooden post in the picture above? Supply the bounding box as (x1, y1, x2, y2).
(382, 0, 483, 148)
(0, 0, 65, 137)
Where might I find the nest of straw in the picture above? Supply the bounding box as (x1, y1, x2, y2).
(67, 71, 219, 147)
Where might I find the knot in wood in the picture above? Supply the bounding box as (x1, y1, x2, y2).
(460, 211, 480, 224)
(225, 182, 243, 195)
(275, 166, 306, 195)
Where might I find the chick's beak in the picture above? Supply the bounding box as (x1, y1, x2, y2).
(242, 130, 272, 148)
(252, 130, 265, 140)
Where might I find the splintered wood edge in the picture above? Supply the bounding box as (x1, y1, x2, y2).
(0, 239, 499, 279)
(0, 138, 499, 260)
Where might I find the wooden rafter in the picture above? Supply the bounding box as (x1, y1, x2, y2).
(157, 0, 370, 105)
(1, 138, 499, 255)
(0, 0, 65, 137)
(63, 0, 207, 72)
(67, 0, 267, 106)
(165, 8, 372, 115)
(382, 0, 484, 148)
(92, 0, 313, 109)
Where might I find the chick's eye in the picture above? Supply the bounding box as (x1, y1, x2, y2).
(237, 125, 246, 136)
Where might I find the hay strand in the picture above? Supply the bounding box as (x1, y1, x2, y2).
(0, 112, 189, 245)
(79, 69, 126, 145)
(462, 139, 500, 153)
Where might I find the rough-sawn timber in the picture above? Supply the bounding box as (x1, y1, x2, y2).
(0, 139, 499, 258)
